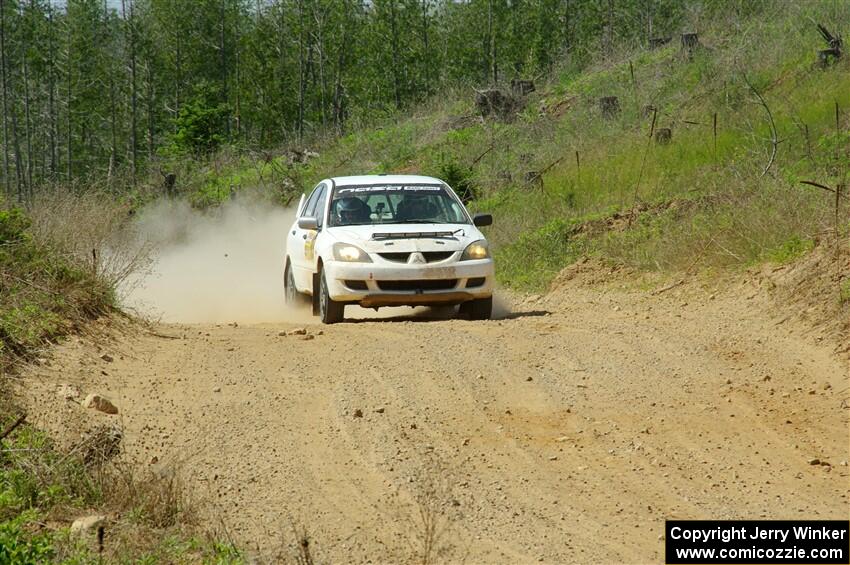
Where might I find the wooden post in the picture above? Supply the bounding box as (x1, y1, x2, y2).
(681, 32, 700, 59)
(804, 123, 813, 162)
(575, 150, 580, 186)
(713, 112, 718, 168)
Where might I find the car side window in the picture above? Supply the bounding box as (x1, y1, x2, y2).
(301, 184, 322, 218)
(314, 185, 329, 227)
(302, 183, 324, 218)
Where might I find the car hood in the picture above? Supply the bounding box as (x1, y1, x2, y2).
(326, 223, 483, 253)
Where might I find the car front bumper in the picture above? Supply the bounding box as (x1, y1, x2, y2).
(323, 258, 494, 307)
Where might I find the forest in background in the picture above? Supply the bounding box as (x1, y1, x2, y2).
(0, 0, 758, 202)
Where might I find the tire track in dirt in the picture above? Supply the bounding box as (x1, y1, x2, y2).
(18, 273, 849, 563)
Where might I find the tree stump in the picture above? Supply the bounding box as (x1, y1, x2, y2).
(649, 37, 671, 50)
(163, 172, 177, 198)
(475, 88, 518, 120)
(511, 79, 536, 97)
(599, 96, 620, 119)
(681, 32, 700, 58)
(654, 128, 672, 145)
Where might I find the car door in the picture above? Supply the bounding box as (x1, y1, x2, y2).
(289, 182, 326, 290)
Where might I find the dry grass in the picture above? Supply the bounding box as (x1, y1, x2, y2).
(0, 397, 235, 563)
(401, 460, 467, 565)
(28, 189, 155, 297)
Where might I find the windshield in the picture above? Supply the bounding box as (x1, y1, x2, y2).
(328, 184, 470, 227)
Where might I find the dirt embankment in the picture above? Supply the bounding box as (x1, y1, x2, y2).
(16, 259, 850, 563)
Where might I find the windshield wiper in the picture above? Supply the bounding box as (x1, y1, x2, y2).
(391, 219, 451, 224)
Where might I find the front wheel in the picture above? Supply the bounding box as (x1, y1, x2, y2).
(459, 296, 492, 320)
(318, 269, 345, 324)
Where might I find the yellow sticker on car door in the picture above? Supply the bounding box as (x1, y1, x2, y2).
(304, 231, 317, 261)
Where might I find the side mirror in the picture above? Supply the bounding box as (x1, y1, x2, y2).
(472, 213, 493, 227)
(298, 217, 319, 230)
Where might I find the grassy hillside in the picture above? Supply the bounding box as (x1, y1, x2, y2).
(174, 1, 848, 294)
(0, 204, 113, 371)
(0, 200, 244, 562)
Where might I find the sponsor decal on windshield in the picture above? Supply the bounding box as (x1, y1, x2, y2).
(336, 185, 443, 195)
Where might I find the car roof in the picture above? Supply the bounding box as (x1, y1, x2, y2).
(330, 174, 445, 187)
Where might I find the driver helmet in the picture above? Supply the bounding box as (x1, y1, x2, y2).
(401, 193, 434, 219)
(336, 197, 370, 224)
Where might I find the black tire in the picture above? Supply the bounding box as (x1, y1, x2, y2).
(459, 297, 492, 320)
(318, 269, 345, 324)
(284, 261, 306, 307)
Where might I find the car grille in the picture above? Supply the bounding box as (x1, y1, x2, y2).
(376, 279, 458, 292)
(465, 277, 486, 288)
(378, 251, 455, 263)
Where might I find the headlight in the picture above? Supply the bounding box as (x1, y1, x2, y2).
(460, 240, 490, 260)
(332, 243, 372, 263)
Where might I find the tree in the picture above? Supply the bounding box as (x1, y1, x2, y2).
(167, 81, 229, 155)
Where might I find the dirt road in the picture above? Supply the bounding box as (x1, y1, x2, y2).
(21, 265, 849, 563)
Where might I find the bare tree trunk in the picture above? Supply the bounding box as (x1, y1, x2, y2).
(48, 2, 57, 178)
(146, 63, 154, 159)
(332, 0, 350, 132)
(646, 0, 653, 44)
(274, 1, 286, 142)
(219, 0, 230, 139)
(10, 86, 24, 202)
(66, 20, 72, 181)
(297, 0, 305, 140)
(421, 0, 430, 93)
(105, 0, 117, 185)
(235, 32, 241, 138)
(389, 0, 401, 108)
(487, 0, 495, 84)
(313, 8, 327, 128)
(0, 0, 9, 199)
(121, 0, 138, 182)
(22, 36, 33, 200)
(174, 26, 182, 118)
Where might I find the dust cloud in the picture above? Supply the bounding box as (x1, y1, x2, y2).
(123, 197, 511, 324)
(124, 198, 302, 324)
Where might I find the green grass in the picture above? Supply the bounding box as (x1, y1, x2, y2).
(763, 235, 815, 265)
(0, 403, 248, 564)
(840, 278, 850, 305)
(0, 202, 245, 562)
(165, 2, 848, 293)
(495, 217, 589, 291)
(0, 205, 114, 367)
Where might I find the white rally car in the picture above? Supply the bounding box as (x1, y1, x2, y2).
(284, 174, 495, 323)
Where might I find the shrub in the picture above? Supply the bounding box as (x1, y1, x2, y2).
(437, 159, 477, 203)
(0, 204, 113, 366)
